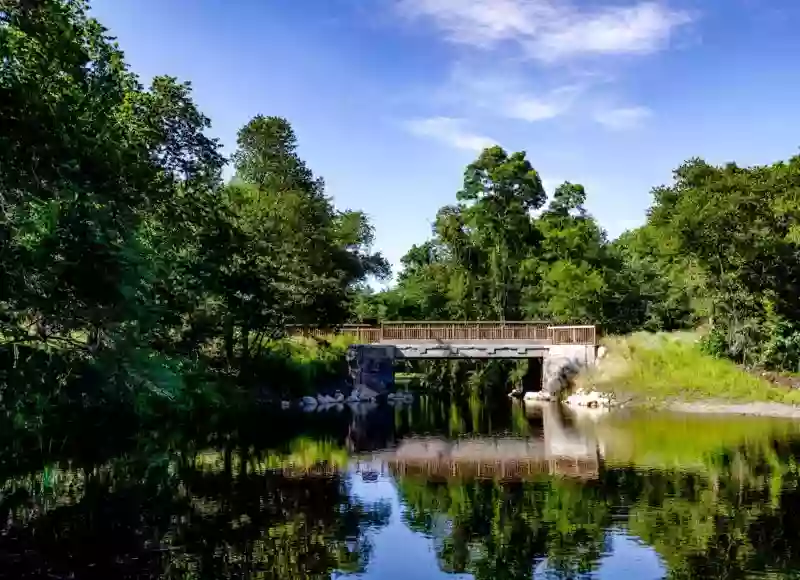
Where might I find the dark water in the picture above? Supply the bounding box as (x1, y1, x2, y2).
(5, 396, 800, 579)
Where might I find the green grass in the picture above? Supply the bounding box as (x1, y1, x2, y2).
(580, 331, 800, 405)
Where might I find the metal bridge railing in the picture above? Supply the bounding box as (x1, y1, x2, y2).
(288, 322, 597, 346)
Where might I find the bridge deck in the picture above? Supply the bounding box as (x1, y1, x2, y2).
(385, 342, 552, 359)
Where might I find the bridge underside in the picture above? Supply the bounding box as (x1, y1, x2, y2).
(387, 341, 550, 359)
(348, 343, 596, 395)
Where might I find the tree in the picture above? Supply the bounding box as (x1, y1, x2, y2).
(1, 0, 156, 346)
(230, 116, 389, 328)
(636, 155, 800, 367)
(0, 0, 388, 408)
(458, 146, 546, 319)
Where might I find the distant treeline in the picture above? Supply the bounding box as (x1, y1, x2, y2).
(356, 146, 800, 373)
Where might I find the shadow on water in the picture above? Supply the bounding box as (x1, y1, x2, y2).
(6, 392, 800, 578)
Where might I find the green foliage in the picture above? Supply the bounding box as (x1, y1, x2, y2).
(357, 145, 651, 334)
(580, 333, 800, 405)
(637, 155, 800, 371)
(7, 0, 800, 433)
(357, 143, 800, 378)
(698, 326, 728, 358)
(758, 317, 800, 372)
(0, 0, 388, 431)
(249, 335, 356, 397)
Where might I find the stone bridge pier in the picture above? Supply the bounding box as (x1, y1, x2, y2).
(347, 344, 396, 393)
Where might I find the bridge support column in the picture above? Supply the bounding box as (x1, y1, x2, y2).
(347, 345, 395, 394)
(542, 345, 597, 395)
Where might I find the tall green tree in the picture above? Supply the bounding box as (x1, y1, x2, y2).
(0, 0, 389, 409)
(231, 116, 389, 327)
(633, 155, 800, 367)
(364, 146, 634, 332)
(1, 0, 159, 347)
(457, 146, 546, 319)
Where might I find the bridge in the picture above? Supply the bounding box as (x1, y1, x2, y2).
(291, 322, 599, 395)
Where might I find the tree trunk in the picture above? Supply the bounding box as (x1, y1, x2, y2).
(224, 317, 235, 366)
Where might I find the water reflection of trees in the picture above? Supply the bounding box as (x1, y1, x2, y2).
(396, 439, 800, 579)
(399, 477, 609, 579)
(0, 443, 390, 579)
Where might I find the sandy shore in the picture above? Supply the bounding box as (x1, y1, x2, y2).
(667, 401, 800, 419)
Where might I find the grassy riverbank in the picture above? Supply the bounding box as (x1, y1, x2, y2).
(578, 332, 800, 406)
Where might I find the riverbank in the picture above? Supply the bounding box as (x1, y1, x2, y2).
(577, 332, 800, 416)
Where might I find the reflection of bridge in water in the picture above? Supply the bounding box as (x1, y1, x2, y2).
(351, 403, 602, 481)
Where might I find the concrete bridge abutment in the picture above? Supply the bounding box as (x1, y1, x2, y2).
(542, 344, 597, 395)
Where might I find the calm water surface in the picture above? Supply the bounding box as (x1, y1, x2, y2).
(4, 396, 800, 579)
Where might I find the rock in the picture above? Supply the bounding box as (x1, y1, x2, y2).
(333, 391, 345, 403)
(302, 396, 318, 408)
(317, 394, 335, 405)
(565, 389, 614, 408)
(523, 391, 554, 402)
(542, 345, 596, 395)
(596, 346, 608, 361)
(280, 400, 291, 410)
(354, 385, 378, 401)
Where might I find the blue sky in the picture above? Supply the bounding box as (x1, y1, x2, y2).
(91, 0, 800, 279)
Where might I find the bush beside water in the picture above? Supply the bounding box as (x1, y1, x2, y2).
(244, 334, 356, 399)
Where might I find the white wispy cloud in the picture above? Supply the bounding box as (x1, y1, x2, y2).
(397, 0, 693, 62)
(443, 68, 583, 122)
(594, 106, 653, 129)
(505, 85, 583, 121)
(506, 96, 565, 121)
(405, 117, 498, 151)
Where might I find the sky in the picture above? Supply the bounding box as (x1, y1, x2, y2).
(91, 0, 800, 280)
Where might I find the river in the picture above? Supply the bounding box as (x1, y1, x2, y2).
(4, 395, 800, 579)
